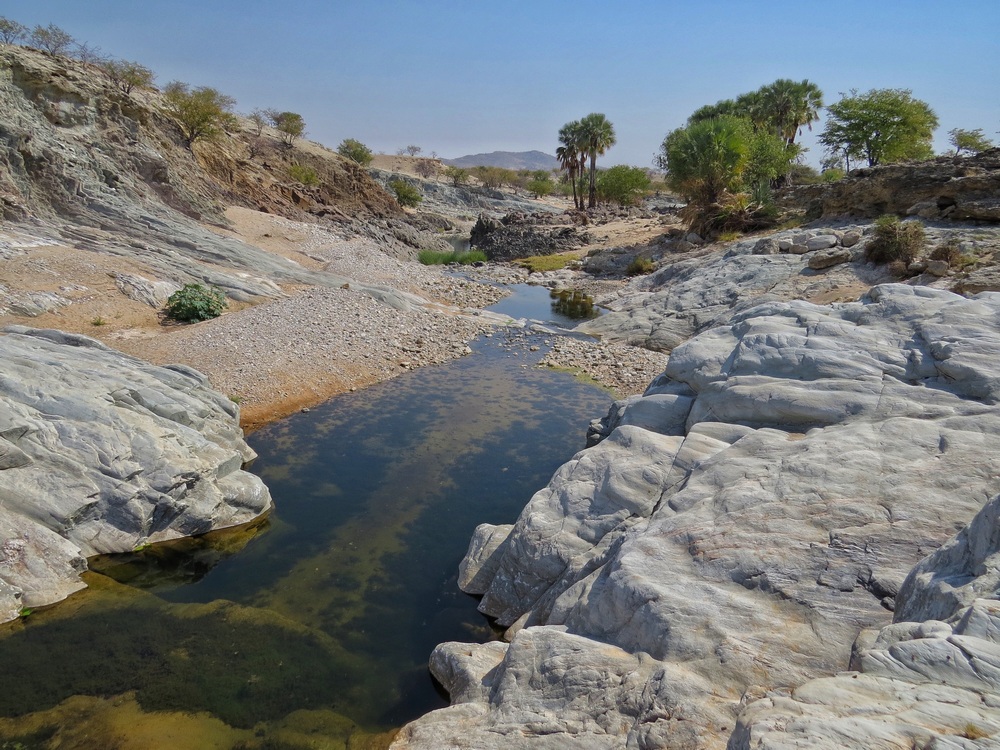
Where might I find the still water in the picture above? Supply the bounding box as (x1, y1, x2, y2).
(0, 332, 611, 749)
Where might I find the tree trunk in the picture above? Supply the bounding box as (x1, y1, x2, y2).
(588, 152, 597, 208)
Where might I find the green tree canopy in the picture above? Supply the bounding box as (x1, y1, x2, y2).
(337, 138, 374, 166)
(443, 166, 470, 187)
(270, 111, 305, 147)
(596, 165, 651, 206)
(659, 116, 752, 206)
(102, 59, 155, 95)
(163, 82, 238, 148)
(819, 88, 938, 169)
(948, 128, 994, 156)
(687, 79, 823, 146)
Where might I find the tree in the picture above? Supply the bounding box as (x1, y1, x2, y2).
(526, 174, 554, 198)
(402, 145, 422, 156)
(29, 24, 74, 55)
(948, 128, 994, 156)
(596, 165, 651, 206)
(269, 111, 305, 147)
(658, 116, 751, 207)
(247, 109, 268, 137)
(757, 78, 823, 145)
(414, 158, 437, 178)
(337, 138, 374, 166)
(577, 113, 617, 208)
(163, 82, 238, 148)
(443, 166, 470, 187)
(0, 17, 27, 45)
(71, 41, 106, 65)
(557, 122, 582, 209)
(820, 88, 938, 168)
(102, 59, 155, 94)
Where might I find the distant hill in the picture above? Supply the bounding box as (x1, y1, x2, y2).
(443, 150, 559, 171)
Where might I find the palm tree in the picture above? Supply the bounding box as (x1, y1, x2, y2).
(577, 113, 617, 208)
(758, 79, 823, 145)
(557, 121, 583, 209)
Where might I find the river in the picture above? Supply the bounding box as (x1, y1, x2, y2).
(0, 315, 612, 748)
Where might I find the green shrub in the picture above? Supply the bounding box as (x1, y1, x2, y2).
(865, 215, 924, 266)
(287, 163, 319, 186)
(627, 257, 656, 276)
(165, 283, 227, 322)
(418, 249, 486, 265)
(390, 179, 422, 207)
(337, 138, 374, 166)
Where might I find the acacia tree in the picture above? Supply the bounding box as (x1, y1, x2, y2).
(269, 111, 305, 147)
(578, 113, 617, 208)
(820, 88, 938, 168)
(29, 24, 74, 55)
(0, 17, 28, 45)
(163, 82, 238, 148)
(102, 59, 154, 94)
(337, 138, 374, 166)
(948, 128, 994, 156)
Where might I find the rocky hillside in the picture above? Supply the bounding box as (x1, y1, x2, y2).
(0, 44, 454, 310)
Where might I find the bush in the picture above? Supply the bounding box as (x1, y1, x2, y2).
(418, 249, 486, 265)
(337, 138, 373, 166)
(287, 163, 319, 186)
(928, 238, 961, 265)
(627, 257, 656, 276)
(597, 165, 651, 206)
(163, 82, 237, 147)
(389, 179, 422, 207)
(865, 215, 924, 266)
(165, 283, 227, 322)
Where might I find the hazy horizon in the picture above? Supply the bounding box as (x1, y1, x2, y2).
(4, 1, 998, 169)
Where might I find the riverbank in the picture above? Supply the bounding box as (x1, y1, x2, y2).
(1, 206, 669, 432)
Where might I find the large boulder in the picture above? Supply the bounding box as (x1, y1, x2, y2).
(0, 327, 271, 621)
(470, 212, 589, 261)
(394, 285, 1000, 749)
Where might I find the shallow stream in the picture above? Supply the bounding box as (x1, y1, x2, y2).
(0, 330, 612, 749)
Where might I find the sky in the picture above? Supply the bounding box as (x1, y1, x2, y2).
(4, 1, 999, 168)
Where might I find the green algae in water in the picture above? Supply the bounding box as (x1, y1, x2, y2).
(0, 332, 612, 744)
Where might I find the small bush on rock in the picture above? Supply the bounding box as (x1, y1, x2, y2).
(287, 163, 319, 186)
(627, 257, 656, 276)
(389, 179, 422, 207)
(865, 215, 924, 266)
(929, 239, 962, 265)
(166, 283, 227, 322)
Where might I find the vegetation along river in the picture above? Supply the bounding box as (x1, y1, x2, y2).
(0, 322, 613, 749)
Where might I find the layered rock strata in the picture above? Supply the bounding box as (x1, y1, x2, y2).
(0, 326, 271, 622)
(393, 285, 1000, 749)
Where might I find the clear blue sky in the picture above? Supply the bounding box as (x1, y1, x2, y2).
(5, 1, 999, 167)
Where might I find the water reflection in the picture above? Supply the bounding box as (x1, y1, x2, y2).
(0, 331, 612, 748)
(550, 289, 599, 320)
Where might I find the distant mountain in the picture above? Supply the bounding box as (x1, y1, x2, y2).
(443, 150, 559, 171)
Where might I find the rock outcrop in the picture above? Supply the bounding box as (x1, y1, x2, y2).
(0, 326, 271, 622)
(780, 149, 1000, 222)
(393, 285, 1000, 749)
(471, 212, 590, 261)
(732, 491, 1000, 748)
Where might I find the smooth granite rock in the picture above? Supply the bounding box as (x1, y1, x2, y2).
(0, 326, 271, 620)
(393, 285, 1000, 750)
